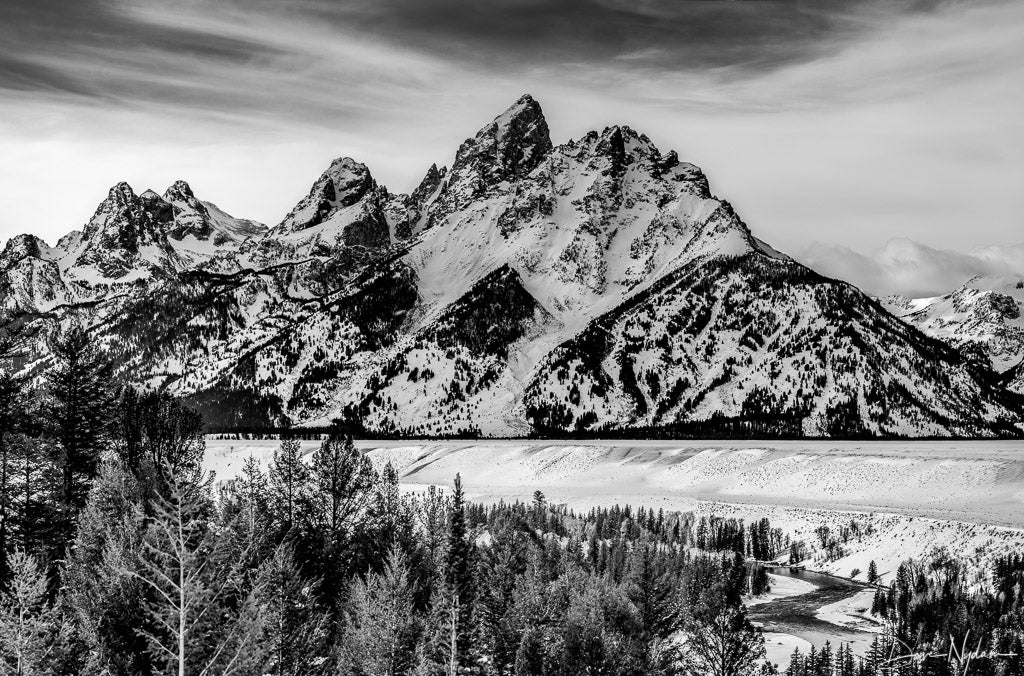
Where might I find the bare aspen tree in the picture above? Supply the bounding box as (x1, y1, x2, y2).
(126, 467, 257, 676)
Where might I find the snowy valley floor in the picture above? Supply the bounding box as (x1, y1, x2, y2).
(204, 438, 1024, 659)
(205, 438, 1024, 580)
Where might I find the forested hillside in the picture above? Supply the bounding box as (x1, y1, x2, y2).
(1, 329, 1023, 674)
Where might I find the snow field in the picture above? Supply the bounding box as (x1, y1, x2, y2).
(203, 438, 1024, 580)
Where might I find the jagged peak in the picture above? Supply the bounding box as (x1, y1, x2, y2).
(163, 179, 195, 202)
(576, 125, 660, 158)
(451, 94, 553, 184)
(271, 156, 382, 236)
(323, 156, 368, 179)
(492, 94, 545, 135)
(410, 163, 446, 204)
(0, 233, 52, 268)
(312, 157, 375, 202)
(106, 181, 137, 202)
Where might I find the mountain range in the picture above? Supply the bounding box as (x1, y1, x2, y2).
(882, 277, 1024, 396)
(2, 95, 1021, 437)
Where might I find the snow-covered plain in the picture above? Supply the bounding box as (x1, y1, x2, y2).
(204, 438, 1024, 580)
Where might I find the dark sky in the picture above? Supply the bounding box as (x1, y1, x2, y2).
(1, 0, 1021, 294)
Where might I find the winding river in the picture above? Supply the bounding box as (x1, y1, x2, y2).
(748, 568, 882, 662)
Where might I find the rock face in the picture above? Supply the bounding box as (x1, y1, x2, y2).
(2, 95, 1022, 437)
(883, 276, 1024, 394)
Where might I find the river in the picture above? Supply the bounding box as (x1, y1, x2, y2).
(748, 567, 883, 665)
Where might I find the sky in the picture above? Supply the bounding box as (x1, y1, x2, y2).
(1, 0, 1022, 296)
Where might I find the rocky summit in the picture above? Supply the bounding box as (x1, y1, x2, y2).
(2, 96, 1022, 437)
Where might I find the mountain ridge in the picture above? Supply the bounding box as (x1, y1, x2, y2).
(2, 95, 1021, 437)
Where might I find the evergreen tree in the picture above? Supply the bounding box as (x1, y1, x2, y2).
(683, 604, 765, 676)
(867, 560, 878, 584)
(244, 544, 329, 676)
(627, 538, 685, 641)
(697, 517, 709, 551)
(300, 434, 377, 604)
(11, 434, 51, 564)
(474, 516, 533, 673)
(338, 546, 418, 676)
(268, 437, 309, 535)
(446, 473, 475, 670)
(749, 563, 771, 598)
(62, 459, 149, 676)
(43, 325, 113, 559)
(0, 371, 22, 584)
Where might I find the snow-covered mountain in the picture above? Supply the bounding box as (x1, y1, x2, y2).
(2, 95, 1021, 437)
(882, 276, 1024, 394)
(0, 180, 266, 315)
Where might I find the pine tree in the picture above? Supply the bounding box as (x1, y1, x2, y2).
(412, 484, 450, 608)
(243, 545, 329, 676)
(0, 371, 22, 584)
(867, 560, 878, 584)
(338, 545, 418, 676)
(682, 604, 765, 676)
(514, 628, 545, 676)
(627, 538, 685, 641)
(697, 517, 709, 550)
(232, 455, 270, 549)
(435, 474, 474, 673)
(115, 386, 145, 473)
(44, 325, 113, 558)
(870, 588, 887, 618)
(474, 517, 532, 672)
(268, 437, 309, 535)
(370, 460, 407, 564)
(62, 458, 150, 676)
(302, 434, 377, 603)
(12, 434, 50, 564)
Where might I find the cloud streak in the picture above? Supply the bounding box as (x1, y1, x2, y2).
(0, 0, 984, 115)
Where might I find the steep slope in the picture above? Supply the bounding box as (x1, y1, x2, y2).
(337, 265, 558, 436)
(1, 95, 1021, 437)
(522, 255, 1018, 437)
(883, 276, 1024, 393)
